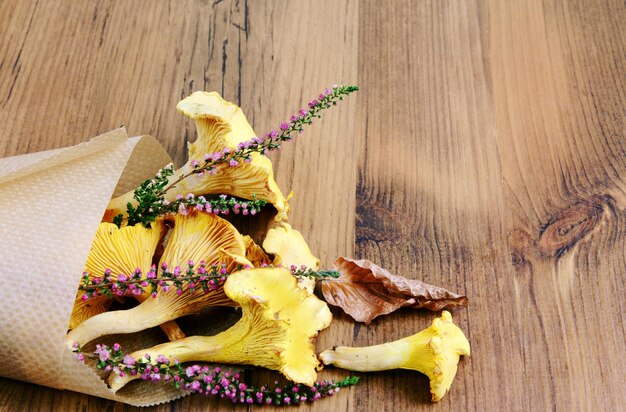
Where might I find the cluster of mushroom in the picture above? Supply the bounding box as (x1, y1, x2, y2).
(66, 91, 470, 403)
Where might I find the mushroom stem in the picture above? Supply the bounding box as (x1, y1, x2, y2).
(65, 288, 232, 348)
(66, 302, 188, 348)
(107, 316, 254, 391)
(319, 340, 414, 372)
(319, 311, 470, 402)
(134, 330, 248, 365)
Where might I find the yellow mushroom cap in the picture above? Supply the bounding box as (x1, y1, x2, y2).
(262, 222, 320, 270)
(85, 220, 165, 278)
(224, 267, 332, 385)
(403, 311, 470, 401)
(151, 210, 253, 312)
(175, 91, 289, 220)
(69, 220, 165, 329)
(263, 222, 320, 293)
(242, 235, 272, 267)
(160, 210, 247, 269)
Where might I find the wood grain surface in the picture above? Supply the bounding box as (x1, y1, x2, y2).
(1, 0, 625, 410)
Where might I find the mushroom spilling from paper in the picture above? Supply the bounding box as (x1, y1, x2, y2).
(66, 211, 250, 347)
(62, 86, 470, 407)
(68, 220, 185, 340)
(107, 267, 332, 390)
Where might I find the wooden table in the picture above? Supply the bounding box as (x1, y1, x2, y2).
(1, 0, 624, 410)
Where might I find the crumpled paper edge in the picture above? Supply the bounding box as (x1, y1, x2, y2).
(0, 129, 189, 406)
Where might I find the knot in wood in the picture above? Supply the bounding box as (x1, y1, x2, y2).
(537, 202, 602, 257)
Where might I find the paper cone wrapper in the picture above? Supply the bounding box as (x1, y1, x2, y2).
(0, 129, 188, 406)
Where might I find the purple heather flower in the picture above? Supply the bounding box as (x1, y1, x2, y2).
(95, 345, 110, 362)
(156, 354, 169, 364)
(280, 122, 289, 130)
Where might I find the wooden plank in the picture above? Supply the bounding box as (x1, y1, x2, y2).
(355, 0, 509, 409)
(489, 0, 626, 409)
(354, 0, 626, 410)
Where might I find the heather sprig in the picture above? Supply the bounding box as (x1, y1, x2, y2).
(117, 192, 266, 227)
(165, 85, 359, 191)
(117, 85, 358, 228)
(290, 265, 340, 279)
(173, 194, 266, 217)
(72, 343, 359, 406)
(116, 163, 176, 227)
(79, 263, 340, 300)
(79, 261, 234, 300)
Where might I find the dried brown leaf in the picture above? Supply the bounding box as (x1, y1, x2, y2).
(319, 257, 468, 324)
